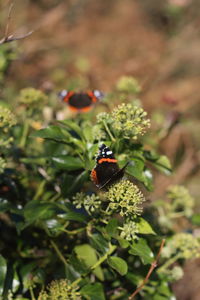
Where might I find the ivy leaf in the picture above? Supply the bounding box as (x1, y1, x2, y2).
(51, 156, 84, 171)
(74, 244, 104, 281)
(129, 238, 154, 265)
(32, 125, 70, 143)
(23, 200, 56, 225)
(65, 171, 88, 197)
(137, 218, 156, 235)
(90, 234, 109, 255)
(107, 256, 128, 276)
(80, 283, 105, 300)
(106, 219, 118, 238)
(59, 119, 84, 139)
(153, 155, 172, 175)
(126, 158, 144, 181)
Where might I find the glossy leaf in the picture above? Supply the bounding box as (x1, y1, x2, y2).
(106, 218, 118, 238)
(90, 233, 109, 255)
(80, 283, 105, 300)
(129, 238, 154, 265)
(51, 156, 84, 170)
(23, 200, 56, 224)
(107, 256, 128, 275)
(137, 218, 156, 235)
(32, 125, 70, 143)
(74, 244, 104, 280)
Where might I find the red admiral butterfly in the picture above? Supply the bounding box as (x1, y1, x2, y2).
(58, 90, 104, 112)
(91, 144, 128, 189)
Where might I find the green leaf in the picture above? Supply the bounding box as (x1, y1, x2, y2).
(82, 122, 94, 143)
(80, 283, 105, 300)
(152, 156, 172, 175)
(106, 218, 118, 238)
(23, 200, 56, 224)
(65, 170, 89, 197)
(191, 214, 200, 226)
(0, 255, 7, 294)
(59, 119, 84, 139)
(137, 218, 156, 235)
(107, 256, 128, 275)
(20, 157, 47, 165)
(90, 234, 109, 255)
(74, 244, 104, 280)
(118, 238, 130, 249)
(51, 156, 84, 170)
(126, 158, 144, 181)
(32, 125, 70, 143)
(129, 238, 154, 265)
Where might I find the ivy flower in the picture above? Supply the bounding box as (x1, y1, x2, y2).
(116, 76, 141, 94)
(120, 220, 139, 241)
(106, 180, 145, 217)
(111, 103, 150, 139)
(163, 233, 200, 260)
(18, 87, 47, 108)
(0, 105, 16, 132)
(167, 185, 194, 217)
(38, 279, 81, 300)
(73, 192, 101, 214)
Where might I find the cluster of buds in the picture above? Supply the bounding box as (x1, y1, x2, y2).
(18, 87, 47, 108)
(167, 185, 194, 217)
(0, 105, 16, 132)
(38, 279, 81, 300)
(163, 233, 200, 260)
(120, 220, 139, 241)
(111, 103, 150, 139)
(73, 192, 101, 215)
(106, 180, 145, 217)
(116, 76, 141, 94)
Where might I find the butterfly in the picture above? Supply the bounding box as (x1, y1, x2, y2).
(58, 90, 104, 112)
(90, 144, 128, 189)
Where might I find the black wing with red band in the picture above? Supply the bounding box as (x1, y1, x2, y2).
(91, 144, 128, 189)
(58, 90, 103, 112)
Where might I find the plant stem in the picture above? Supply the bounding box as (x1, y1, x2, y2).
(157, 253, 182, 274)
(19, 121, 30, 148)
(103, 120, 115, 142)
(29, 286, 36, 300)
(50, 240, 68, 267)
(33, 180, 46, 201)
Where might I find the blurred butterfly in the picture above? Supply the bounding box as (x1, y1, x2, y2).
(58, 90, 104, 112)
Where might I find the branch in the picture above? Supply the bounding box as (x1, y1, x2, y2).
(0, 1, 34, 46)
(128, 239, 165, 300)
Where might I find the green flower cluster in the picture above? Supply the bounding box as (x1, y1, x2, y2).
(111, 103, 150, 139)
(120, 220, 139, 241)
(96, 103, 150, 141)
(116, 76, 141, 94)
(163, 233, 200, 260)
(0, 105, 16, 132)
(18, 87, 47, 108)
(73, 192, 101, 214)
(167, 185, 194, 217)
(38, 279, 81, 300)
(170, 266, 184, 281)
(106, 180, 145, 217)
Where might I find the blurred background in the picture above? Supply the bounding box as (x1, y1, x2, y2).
(0, 0, 200, 299)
